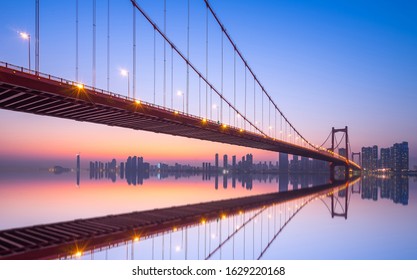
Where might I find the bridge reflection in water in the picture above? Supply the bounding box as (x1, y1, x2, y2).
(59, 177, 359, 260)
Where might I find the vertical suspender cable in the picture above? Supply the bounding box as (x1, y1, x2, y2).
(35, 0, 39, 73)
(221, 33, 223, 123)
(186, 0, 190, 113)
(199, 77, 201, 117)
(130, 0, 264, 136)
(244, 67, 246, 129)
(210, 87, 212, 120)
(93, 0, 96, 88)
(253, 78, 256, 132)
(107, 0, 110, 91)
(234, 49, 236, 127)
(285, 121, 287, 141)
(268, 101, 271, 136)
(133, 4, 136, 99)
(205, 3, 208, 119)
(262, 91, 264, 133)
(76, 0, 79, 81)
(274, 109, 277, 139)
(204, 0, 320, 150)
(228, 104, 231, 127)
(171, 47, 173, 108)
(209, 86, 214, 119)
(163, 0, 166, 106)
(153, 28, 156, 103)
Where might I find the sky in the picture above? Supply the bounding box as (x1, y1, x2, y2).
(0, 0, 416, 168)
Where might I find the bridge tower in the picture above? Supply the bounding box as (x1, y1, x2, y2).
(330, 126, 349, 181)
(330, 186, 349, 219)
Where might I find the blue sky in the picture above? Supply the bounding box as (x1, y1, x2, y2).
(0, 0, 416, 167)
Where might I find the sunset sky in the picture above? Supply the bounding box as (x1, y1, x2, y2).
(0, 0, 416, 168)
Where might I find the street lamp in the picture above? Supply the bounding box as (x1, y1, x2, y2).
(120, 69, 130, 98)
(177, 90, 184, 112)
(19, 32, 31, 70)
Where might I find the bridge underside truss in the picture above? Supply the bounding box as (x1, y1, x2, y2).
(0, 65, 359, 169)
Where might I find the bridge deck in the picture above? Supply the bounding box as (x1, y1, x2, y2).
(0, 63, 360, 169)
(0, 180, 349, 259)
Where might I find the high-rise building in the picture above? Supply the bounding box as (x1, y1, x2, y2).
(300, 157, 309, 172)
(290, 155, 299, 172)
(223, 154, 228, 169)
(392, 142, 409, 172)
(372, 145, 378, 169)
(241, 156, 246, 171)
(380, 148, 391, 169)
(232, 155, 236, 169)
(246, 154, 253, 169)
(362, 147, 372, 170)
(363, 142, 408, 172)
(126, 156, 132, 171)
(132, 156, 137, 172)
(215, 153, 219, 171)
(76, 154, 80, 170)
(279, 153, 289, 173)
(138, 157, 144, 172)
(120, 162, 125, 179)
(338, 148, 346, 158)
(361, 145, 378, 170)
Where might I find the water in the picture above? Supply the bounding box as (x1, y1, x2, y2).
(0, 170, 416, 259)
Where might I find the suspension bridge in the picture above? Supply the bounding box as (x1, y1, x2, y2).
(0, 0, 361, 171)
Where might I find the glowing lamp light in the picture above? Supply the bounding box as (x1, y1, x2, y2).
(174, 111, 179, 115)
(222, 124, 227, 129)
(76, 83, 84, 89)
(202, 118, 207, 123)
(239, 128, 244, 132)
(133, 236, 140, 242)
(135, 100, 141, 105)
(19, 32, 29, 40)
(201, 219, 206, 225)
(120, 69, 128, 77)
(221, 213, 227, 220)
(74, 251, 82, 257)
(173, 227, 178, 232)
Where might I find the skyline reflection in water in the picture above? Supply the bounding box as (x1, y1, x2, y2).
(0, 170, 416, 259)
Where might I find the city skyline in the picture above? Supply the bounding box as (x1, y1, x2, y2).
(1, 0, 416, 168)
